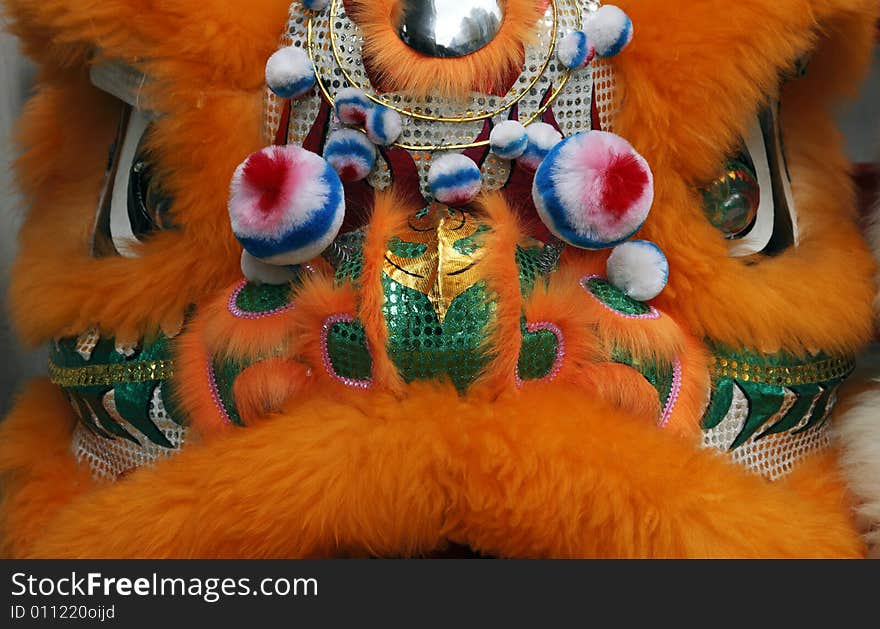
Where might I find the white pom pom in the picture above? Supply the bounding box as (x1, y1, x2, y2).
(366, 105, 403, 146)
(606, 240, 668, 301)
(428, 153, 482, 205)
(585, 5, 633, 58)
(557, 31, 596, 70)
(241, 251, 299, 285)
(265, 45, 316, 99)
(518, 123, 563, 171)
(302, 0, 330, 11)
(489, 120, 529, 160)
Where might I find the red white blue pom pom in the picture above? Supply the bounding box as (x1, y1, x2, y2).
(229, 145, 345, 266)
(606, 240, 668, 301)
(428, 153, 482, 206)
(532, 131, 654, 249)
(518, 123, 563, 171)
(557, 31, 596, 70)
(585, 5, 633, 58)
(334, 87, 373, 126)
(265, 45, 316, 99)
(301, 0, 330, 11)
(489, 120, 529, 160)
(365, 105, 403, 146)
(323, 129, 376, 182)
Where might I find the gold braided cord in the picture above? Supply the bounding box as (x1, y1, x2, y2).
(307, 0, 576, 151)
(49, 359, 174, 388)
(710, 355, 855, 387)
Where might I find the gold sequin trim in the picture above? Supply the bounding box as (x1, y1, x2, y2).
(709, 355, 855, 386)
(49, 359, 175, 388)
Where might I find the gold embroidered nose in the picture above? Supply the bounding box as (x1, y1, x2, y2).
(395, 0, 505, 58)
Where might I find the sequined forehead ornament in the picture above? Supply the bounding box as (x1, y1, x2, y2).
(226, 0, 669, 302)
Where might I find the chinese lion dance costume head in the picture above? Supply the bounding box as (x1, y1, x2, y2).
(2, 0, 878, 558)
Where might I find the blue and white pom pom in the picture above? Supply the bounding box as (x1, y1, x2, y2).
(532, 131, 654, 249)
(428, 153, 482, 206)
(365, 105, 403, 146)
(584, 5, 633, 58)
(323, 129, 376, 182)
(229, 145, 345, 266)
(335, 87, 373, 126)
(518, 123, 563, 171)
(265, 45, 316, 99)
(490, 120, 529, 160)
(301, 0, 330, 11)
(557, 31, 596, 70)
(606, 240, 668, 301)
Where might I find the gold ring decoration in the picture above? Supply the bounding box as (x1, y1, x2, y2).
(709, 355, 855, 387)
(306, 0, 580, 151)
(324, 0, 561, 123)
(49, 359, 175, 388)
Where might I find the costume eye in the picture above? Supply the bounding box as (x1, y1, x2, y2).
(701, 104, 798, 258)
(88, 60, 176, 259)
(701, 152, 760, 240)
(395, 0, 506, 58)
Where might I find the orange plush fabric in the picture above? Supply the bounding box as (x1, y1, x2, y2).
(0, 0, 877, 558)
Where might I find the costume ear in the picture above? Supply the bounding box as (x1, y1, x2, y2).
(613, 0, 878, 179)
(4, 0, 291, 88)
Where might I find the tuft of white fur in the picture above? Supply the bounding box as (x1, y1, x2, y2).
(584, 5, 633, 58)
(265, 45, 315, 99)
(366, 106, 403, 146)
(519, 123, 563, 171)
(240, 251, 299, 285)
(489, 120, 529, 160)
(428, 153, 482, 204)
(834, 383, 880, 557)
(557, 31, 594, 70)
(606, 240, 668, 301)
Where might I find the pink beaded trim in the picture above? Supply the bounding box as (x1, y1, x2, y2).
(658, 358, 683, 429)
(227, 279, 297, 320)
(516, 321, 565, 387)
(321, 314, 373, 390)
(206, 360, 233, 425)
(580, 274, 661, 320)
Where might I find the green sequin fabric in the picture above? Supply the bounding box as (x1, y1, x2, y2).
(334, 243, 366, 285)
(387, 236, 429, 259)
(234, 282, 294, 314)
(382, 275, 494, 391)
(453, 224, 491, 256)
(583, 276, 654, 316)
(326, 319, 373, 382)
(517, 322, 560, 381)
(50, 333, 185, 447)
(702, 343, 856, 449)
(516, 245, 545, 297)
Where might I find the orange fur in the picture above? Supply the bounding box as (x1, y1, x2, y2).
(0, 381, 94, 558)
(357, 194, 408, 393)
(201, 280, 300, 360)
(614, 0, 878, 356)
(2, 0, 877, 559)
(352, 0, 543, 99)
(233, 358, 313, 426)
(4, 383, 862, 558)
(472, 194, 527, 395)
